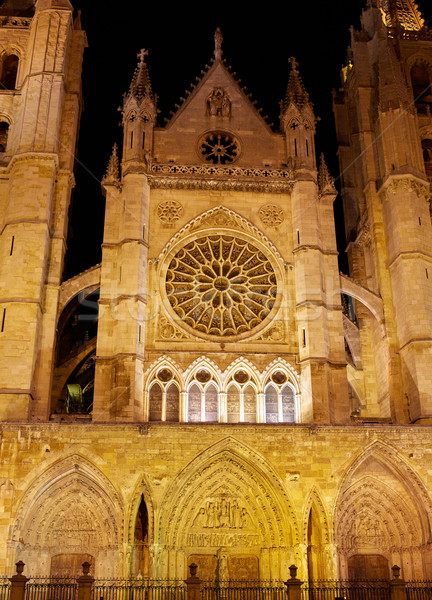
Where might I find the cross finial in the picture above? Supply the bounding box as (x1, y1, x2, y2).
(288, 57, 299, 72)
(138, 49, 149, 63)
(214, 27, 223, 61)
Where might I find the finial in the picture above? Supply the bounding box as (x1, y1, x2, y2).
(138, 49, 149, 64)
(288, 57, 299, 72)
(102, 143, 120, 187)
(318, 153, 336, 194)
(214, 27, 223, 61)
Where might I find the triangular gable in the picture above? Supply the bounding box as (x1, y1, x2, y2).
(153, 58, 283, 168)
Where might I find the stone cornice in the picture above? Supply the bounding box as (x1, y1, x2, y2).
(148, 162, 295, 193)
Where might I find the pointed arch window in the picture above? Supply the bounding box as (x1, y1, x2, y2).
(187, 369, 219, 423)
(226, 370, 258, 423)
(0, 122, 9, 152)
(148, 368, 180, 422)
(0, 54, 18, 90)
(265, 370, 296, 423)
(421, 139, 432, 178)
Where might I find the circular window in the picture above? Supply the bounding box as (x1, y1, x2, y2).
(157, 368, 173, 382)
(165, 235, 278, 339)
(198, 131, 240, 165)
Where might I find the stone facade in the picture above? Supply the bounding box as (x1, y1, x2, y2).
(0, 0, 432, 583)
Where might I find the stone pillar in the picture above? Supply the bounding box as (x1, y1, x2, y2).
(389, 565, 407, 600)
(285, 565, 303, 600)
(185, 563, 202, 600)
(9, 561, 28, 600)
(77, 562, 94, 600)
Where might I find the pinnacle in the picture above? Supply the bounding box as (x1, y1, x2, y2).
(128, 48, 153, 103)
(284, 57, 310, 109)
(318, 153, 336, 194)
(214, 27, 223, 61)
(102, 143, 120, 186)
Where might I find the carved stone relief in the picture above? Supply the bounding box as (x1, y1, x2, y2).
(157, 200, 184, 224)
(258, 204, 285, 227)
(207, 88, 231, 117)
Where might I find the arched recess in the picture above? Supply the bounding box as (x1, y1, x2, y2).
(303, 488, 332, 581)
(10, 455, 123, 578)
(157, 438, 299, 581)
(334, 441, 432, 580)
(51, 286, 100, 416)
(126, 476, 155, 578)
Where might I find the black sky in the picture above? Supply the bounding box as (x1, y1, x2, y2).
(64, 1, 432, 279)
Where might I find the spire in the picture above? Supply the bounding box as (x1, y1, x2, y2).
(376, 0, 425, 31)
(283, 57, 310, 109)
(102, 143, 120, 187)
(127, 49, 154, 103)
(214, 27, 223, 61)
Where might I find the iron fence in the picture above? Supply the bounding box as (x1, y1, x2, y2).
(0, 578, 10, 600)
(406, 582, 432, 600)
(301, 581, 391, 600)
(201, 581, 286, 600)
(93, 580, 186, 600)
(25, 580, 77, 600)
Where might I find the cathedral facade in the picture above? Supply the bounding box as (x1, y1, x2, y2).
(0, 0, 432, 583)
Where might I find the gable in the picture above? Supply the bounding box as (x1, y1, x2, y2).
(153, 61, 284, 168)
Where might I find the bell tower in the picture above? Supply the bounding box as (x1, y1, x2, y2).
(92, 50, 156, 421)
(281, 60, 349, 423)
(0, 0, 86, 420)
(334, 0, 432, 422)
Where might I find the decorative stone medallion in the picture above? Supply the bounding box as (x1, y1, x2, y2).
(165, 235, 277, 339)
(157, 200, 184, 224)
(258, 204, 285, 227)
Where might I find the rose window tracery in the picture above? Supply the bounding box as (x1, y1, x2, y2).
(198, 131, 240, 165)
(165, 235, 277, 338)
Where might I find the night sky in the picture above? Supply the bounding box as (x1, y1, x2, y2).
(64, 1, 432, 279)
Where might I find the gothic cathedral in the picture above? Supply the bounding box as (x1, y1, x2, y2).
(0, 0, 432, 583)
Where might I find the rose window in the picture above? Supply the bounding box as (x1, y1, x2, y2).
(198, 131, 240, 165)
(165, 235, 277, 338)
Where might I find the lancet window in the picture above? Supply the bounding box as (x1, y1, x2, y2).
(264, 370, 295, 423)
(0, 54, 18, 90)
(226, 370, 257, 423)
(187, 369, 219, 422)
(149, 368, 180, 422)
(146, 362, 298, 423)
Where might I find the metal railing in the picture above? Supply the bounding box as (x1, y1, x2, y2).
(25, 580, 77, 600)
(93, 580, 186, 600)
(406, 581, 432, 600)
(0, 578, 10, 600)
(201, 581, 286, 600)
(301, 581, 391, 600)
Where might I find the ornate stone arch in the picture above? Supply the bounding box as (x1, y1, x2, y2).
(11, 454, 123, 577)
(334, 440, 432, 579)
(143, 355, 184, 391)
(125, 474, 155, 577)
(303, 487, 330, 546)
(183, 356, 223, 389)
(157, 437, 299, 579)
(223, 357, 261, 391)
(261, 358, 300, 394)
(158, 205, 285, 265)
